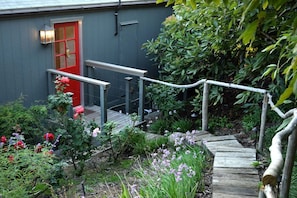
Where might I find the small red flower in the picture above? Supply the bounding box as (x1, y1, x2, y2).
(44, 133, 55, 142)
(14, 141, 25, 149)
(8, 155, 14, 163)
(1, 136, 7, 143)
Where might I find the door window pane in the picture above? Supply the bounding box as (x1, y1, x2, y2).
(67, 54, 76, 66)
(55, 27, 64, 40)
(66, 26, 74, 39)
(67, 40, 75, 53)
(55, 42, 65, 55)
(56, 56, 66, 69)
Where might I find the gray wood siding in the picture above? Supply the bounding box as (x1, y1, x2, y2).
(0, 5, 172, 106)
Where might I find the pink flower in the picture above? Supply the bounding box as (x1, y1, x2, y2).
(75, 106, 84, 114)
(0, 136, 7, 143)
(44, 133, 55, 142)
(60, 76, 70, 84)
(74, 106, 84, 119)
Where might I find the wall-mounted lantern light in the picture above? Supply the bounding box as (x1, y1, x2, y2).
(40, 25, 55, 44)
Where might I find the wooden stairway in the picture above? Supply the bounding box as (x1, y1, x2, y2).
(202, 134, 259, 198)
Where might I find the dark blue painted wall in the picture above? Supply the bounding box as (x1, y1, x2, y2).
(0, 4, 172, 106)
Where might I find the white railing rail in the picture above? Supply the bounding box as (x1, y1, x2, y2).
(141, 76, 269, 151)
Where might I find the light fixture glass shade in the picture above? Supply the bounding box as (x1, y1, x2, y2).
(40, 25, 55, 44)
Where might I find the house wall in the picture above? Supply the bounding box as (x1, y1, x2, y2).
(0, 4, 172, 107)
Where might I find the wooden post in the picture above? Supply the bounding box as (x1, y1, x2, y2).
(258, 93, 268, 151)
(202, 82, 209, 131)
(262, 109, 297, 198)
(280, 127, 297, 198)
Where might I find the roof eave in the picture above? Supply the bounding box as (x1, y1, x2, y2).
(0, 0, 159, 15)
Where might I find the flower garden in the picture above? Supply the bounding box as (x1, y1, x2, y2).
(0, 76, 209, 198)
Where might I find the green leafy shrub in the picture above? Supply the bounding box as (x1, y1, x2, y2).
(208, 116, 233, 132)
(0, 134, 57, 197)
(172, 118, 193, 133)
(55, 119, 99, 176)
(47, 76, 100, 176)
(146, 84, 184, 120)
(242, 111, 261, 132)
(148, 119, 171, 135)
(0, 98, 48, 145)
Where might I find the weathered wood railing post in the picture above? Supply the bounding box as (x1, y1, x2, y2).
(202, 81, 209, 132)
(258, 93, 268, 152)
(260, 101, 297, 198)
(125, 77, 133, 114)
(280, 127, 297, 197)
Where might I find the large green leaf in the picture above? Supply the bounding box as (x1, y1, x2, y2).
(240, 0, 260, 25)
(275, 74, 297, 106)
(271, 0, 288, 10)
(239, 20, 259, 45)
(276, 86, 293, 106)
(262, 0, 269, 10)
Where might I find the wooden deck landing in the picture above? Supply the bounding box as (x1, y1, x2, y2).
(202, 134, 259, 198)
(84, 105, 136, 133)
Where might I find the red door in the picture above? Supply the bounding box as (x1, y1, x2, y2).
(54, 22, 81, 106)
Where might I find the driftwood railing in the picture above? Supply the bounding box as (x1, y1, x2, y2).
(259, 94, 297, 198)
(47, 69, 110, 130)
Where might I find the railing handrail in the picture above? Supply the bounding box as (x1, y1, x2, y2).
(47, 69, 110, 89)
(85, 60, 147, 77)
(141, 77, 268, 94)
(47, 68, 110, 130)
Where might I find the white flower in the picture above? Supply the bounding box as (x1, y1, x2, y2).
(92, 127, 100, 137)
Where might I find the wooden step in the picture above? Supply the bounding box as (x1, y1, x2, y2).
(201, 135, 243, 155)
(200, 134, 259, 198)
